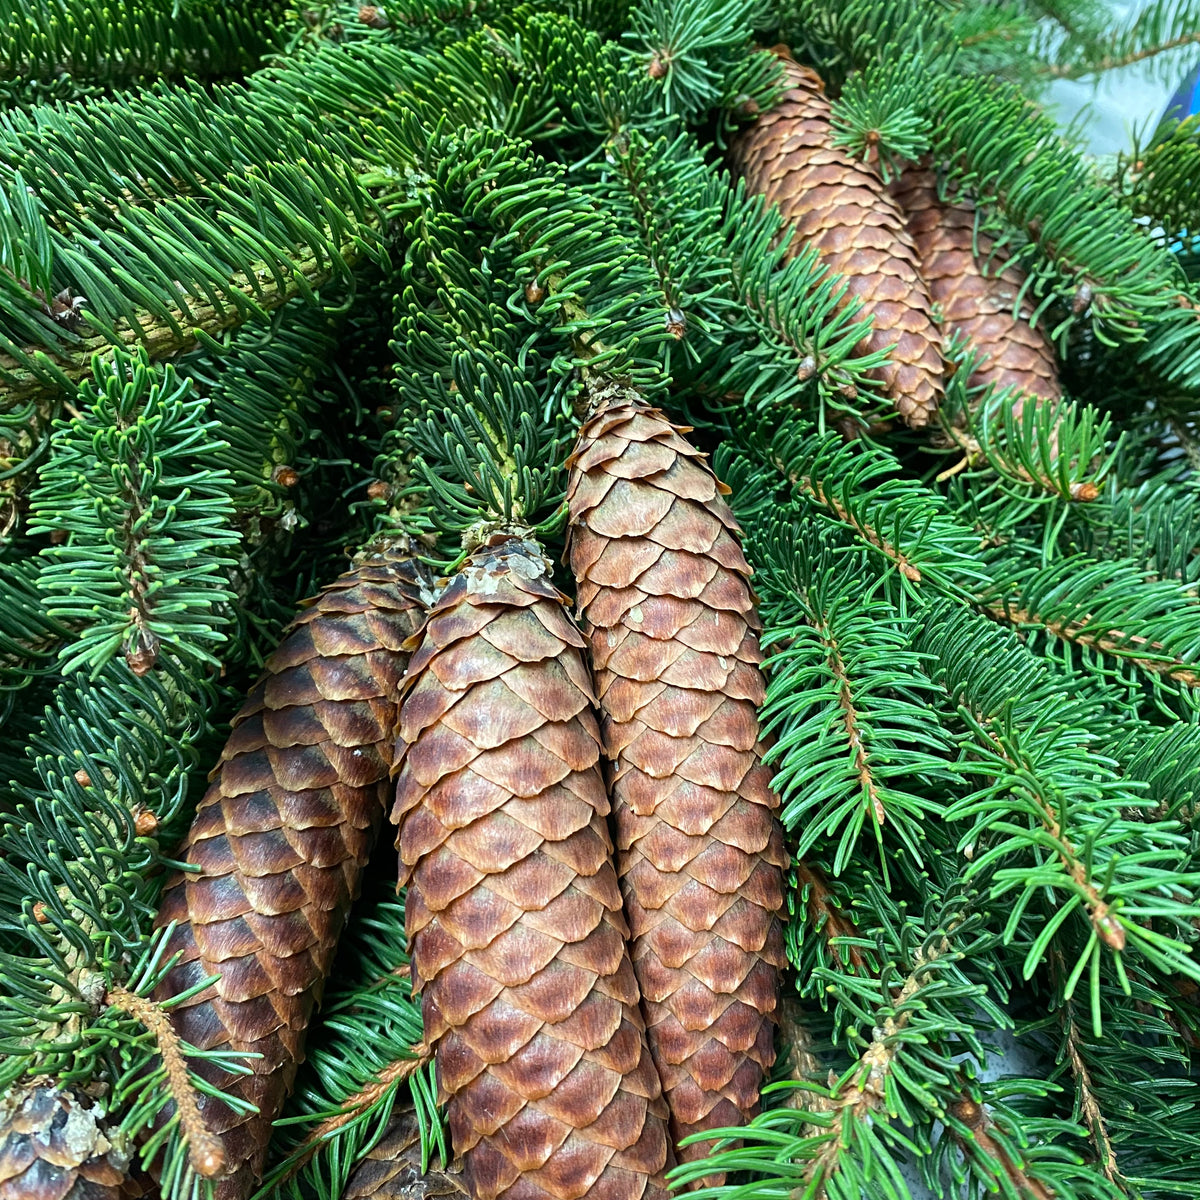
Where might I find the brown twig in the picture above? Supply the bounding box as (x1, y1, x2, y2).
(779, 457, 922, 582)
(795, 860, 865, 971)
(105, 985, 225, 1179)
(272, 1047, 433, 1185)
(986, 600, 1200, 688)
(950, 1095, 1055, 1200)
(1038, 30, 1200, 78)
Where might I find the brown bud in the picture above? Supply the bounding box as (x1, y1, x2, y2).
(647, 51, 669, 79)
(133, 807, 159, 836)
(524, 278, 546, 306)
(796, 355, 817, 382)
(191, 1137, 226, 1179)
(665, 308, 687, 339)
(950, 1096, 984, 1129)
(366, 480, 391, 502)
(838, 380, 859, 401)
(32, 901, 48, 924)
(74, 769, 92, 787)
(272, 465, 300, 488)
(49, 529, 68, 545)
(1093, 907, 1126, 950)
(1070, 480, 1100, 502)
(1072, 281, 1094, 314)
(358, 4, 389, 27)
(125, 626, 160, 676)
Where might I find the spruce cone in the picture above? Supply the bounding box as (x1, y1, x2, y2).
(890, 163, 1061, 410)
(0, 1086, 129, 1200)
(343, 1108, 467, 1200)
(153, 541, 431, 1198)
(392, 535, 671, 1200)
(565, 384, 788, 1168)
(730, 51, 943, 426)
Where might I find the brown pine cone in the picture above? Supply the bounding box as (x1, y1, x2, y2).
(342, 1108, 467, 1200)
(392, 535, 671, 1200)
(890, 162, 1061, 411)
(0, 1086, 129, 1200)
(565, 382, 788, 1169)
(152, 540, 431, 1199)
(729, 50, 944, 427)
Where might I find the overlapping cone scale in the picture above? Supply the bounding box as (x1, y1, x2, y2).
(153, 544, 430, 1199)
(343, 1107, 468, 1200)
(0, 1086, 129, 1200)
(729, 51, 943, 426)
(889, 162, 1062, 411)
(392, 536, 672, 1200)
(565, 387, 788, 1170)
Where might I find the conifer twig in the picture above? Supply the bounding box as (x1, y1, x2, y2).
(0, 237, 369, 408)
(985, 600, 1200, 688)
(948, 1094, 1055, 1200)
(104, 985, 226, 1179)
(772, 451, 923, 581)
(275, 1047, 433, 1183)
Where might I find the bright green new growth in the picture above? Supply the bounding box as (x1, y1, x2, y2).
(4, 1, 1200, 1199)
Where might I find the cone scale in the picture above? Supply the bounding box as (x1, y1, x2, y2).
(730, 51, 944, 427)
(392, 535, 672, 1200)
(152, 542, 431, 1198)
(889, 162, 1062, 411)
(564, 384, 787, 1169)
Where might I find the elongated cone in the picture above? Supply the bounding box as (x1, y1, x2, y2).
(343, 1107, 467, 1200)
(392, 535, 671, 1200)
(0, 1087, 129, 1200)
(890, 163, 1061, 412)
(565, 382, 788, 1170)
(729, 50, 943, 426)
(153, 541, 430, 1199)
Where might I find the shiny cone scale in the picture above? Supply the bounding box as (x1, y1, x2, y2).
(391, 537, 671, 1200)
(730, 52, 943, 426)
(153, 543, 430, 1198)
(565, 385, 787, 1165)
(890, 163, 1062, 410)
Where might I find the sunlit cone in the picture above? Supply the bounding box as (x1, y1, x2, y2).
(0, 1085, 129, 1200)
(565, 383, 788, 1173)
(152, 541, 431, 1199)
(890, 162, 1062, 412)
(392, 535, 671, 1200)
(730, 49, 944, 426)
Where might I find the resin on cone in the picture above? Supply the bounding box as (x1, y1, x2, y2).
(890, 162, 1061, 411)
(730, 49, 944, 426)
(0, 1086, 129, 1200)
(392, 535, 671, 1200)
(565, 381, 787, 1170)
(153, 542, 431, 1199)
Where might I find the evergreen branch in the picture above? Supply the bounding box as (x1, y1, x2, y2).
(1035, 0, 1200, 81)
(724, 474, 957, 875)
(916, 605, 1200, 1015)
(720, 181, 892, 415)
(28, 348, 240, 678)
(720, 416, 989, 598)
(1060, 994, 1121, 1185)
(946, 1093, 1055, 1200)
(0, 0, 285, 100)
(105, 984, 225, 1179)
